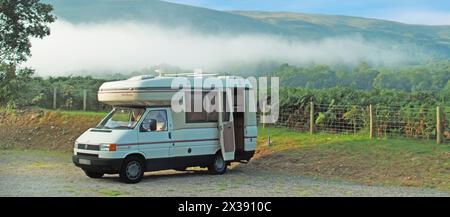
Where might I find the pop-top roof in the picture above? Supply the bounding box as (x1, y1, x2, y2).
(99, 75, 254, 91)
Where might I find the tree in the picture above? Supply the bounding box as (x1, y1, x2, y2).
(0, 0, 55, 106)
(1, 0, 55, 64)
(0, 65, 33, 106)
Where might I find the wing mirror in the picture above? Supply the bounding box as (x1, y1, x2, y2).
(141, 119, 157, 132)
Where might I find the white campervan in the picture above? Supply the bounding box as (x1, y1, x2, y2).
(72, 75, 257, 183)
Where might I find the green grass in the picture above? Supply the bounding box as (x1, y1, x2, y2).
(98, 189, 124, 197)
(258, 127, 449, 152)
(43, 109, 109, 117)
(28, 161, 58, 169)
(0, 107, 109, 118)
(256, 127, 450, 190)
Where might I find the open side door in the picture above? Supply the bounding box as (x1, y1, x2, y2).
(218, 89, 235, 161)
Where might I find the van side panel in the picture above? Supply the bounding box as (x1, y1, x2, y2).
(171, 128, 220, 157)
(245, 88, 257, 152)
(244, 126, 257, 151)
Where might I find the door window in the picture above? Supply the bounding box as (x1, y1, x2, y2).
(142, 110, 168, 131)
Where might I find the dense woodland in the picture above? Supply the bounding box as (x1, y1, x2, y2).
(273, 61, 450, 92)
(273, 60, 450, 108)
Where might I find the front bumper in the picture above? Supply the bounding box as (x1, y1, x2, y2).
(72, 155, 123, 174)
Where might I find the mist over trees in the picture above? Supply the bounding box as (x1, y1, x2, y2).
(273, 61, 450, 92)
(5, 60, 449, 111)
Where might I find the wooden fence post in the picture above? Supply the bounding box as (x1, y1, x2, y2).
(83, 89, 87, 111)
(437, 106, 443, 144)
(369, 104, 374, 139)
(53, 86, 57, 109)
(310, 101, 315, 135)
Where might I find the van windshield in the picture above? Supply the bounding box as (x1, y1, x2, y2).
(97, 107, 145, 129)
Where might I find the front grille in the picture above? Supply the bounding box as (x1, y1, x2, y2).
(90, 129, 112, 133)
(77, 153, 98, 158)
(77, 143, 99, 151)
(86, 144, 100, 151)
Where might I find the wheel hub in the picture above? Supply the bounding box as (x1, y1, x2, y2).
(215, 156, 225, 170)
(126, 161, 140, 179)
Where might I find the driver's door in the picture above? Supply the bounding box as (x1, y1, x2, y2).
(138, 109, 171, 163)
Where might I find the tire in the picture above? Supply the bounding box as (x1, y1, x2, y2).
(84, 170, 104, 179)
(119, 156, 145, 184)
(208, 152, 227, 175)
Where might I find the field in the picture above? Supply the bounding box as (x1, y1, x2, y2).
(1, 109, 450, 196)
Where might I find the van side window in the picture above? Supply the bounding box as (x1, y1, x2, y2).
(143, 110, 167, 131)
(185, 91, 230, 123)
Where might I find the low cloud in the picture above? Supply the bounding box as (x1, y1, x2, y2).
(26, 20, 414, 76)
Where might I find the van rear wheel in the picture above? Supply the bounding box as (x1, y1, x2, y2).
(119, 156, 144, 184)
(208, 153, 227, 175)
(84, 170, 104, 179)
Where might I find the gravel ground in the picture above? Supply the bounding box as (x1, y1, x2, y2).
(1, 149, 449, 197)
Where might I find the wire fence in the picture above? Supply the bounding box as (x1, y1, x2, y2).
(262, 102, 450, 144)
(41, 87, 450, 144)
(315, 104, 369, 134)
(269, 106, 309, 130)
(373, 105, 436, 140)
(38, 87, 111, 111)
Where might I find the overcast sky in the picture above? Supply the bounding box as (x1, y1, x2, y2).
(165, 0, 450, 25)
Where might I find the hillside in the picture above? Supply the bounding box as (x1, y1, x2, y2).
(43, 0, 450, 61)
(234, 11, 450, 59)
(45, 0, 289, 35)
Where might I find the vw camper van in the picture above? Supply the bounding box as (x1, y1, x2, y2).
(72, 75, 257, 183)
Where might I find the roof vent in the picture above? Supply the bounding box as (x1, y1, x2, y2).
(128, 75, 155, 80)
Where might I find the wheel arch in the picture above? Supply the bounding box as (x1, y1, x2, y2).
(124, 152, 146, 161)
(122, 152, 147, 172)
(214, 147, 221, 155)
(122, 151, 146, 160)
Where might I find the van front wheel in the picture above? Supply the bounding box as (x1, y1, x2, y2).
(119, 156, 144, 184)
(208, 153, 227, 175)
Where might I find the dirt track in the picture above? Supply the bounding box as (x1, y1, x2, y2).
(1, 149, 449, 197)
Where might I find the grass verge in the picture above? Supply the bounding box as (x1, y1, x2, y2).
(43, 109, 109, 117)
(255, 127, 450, 191)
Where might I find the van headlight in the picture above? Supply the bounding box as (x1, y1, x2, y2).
(100, 143, 117, 152)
